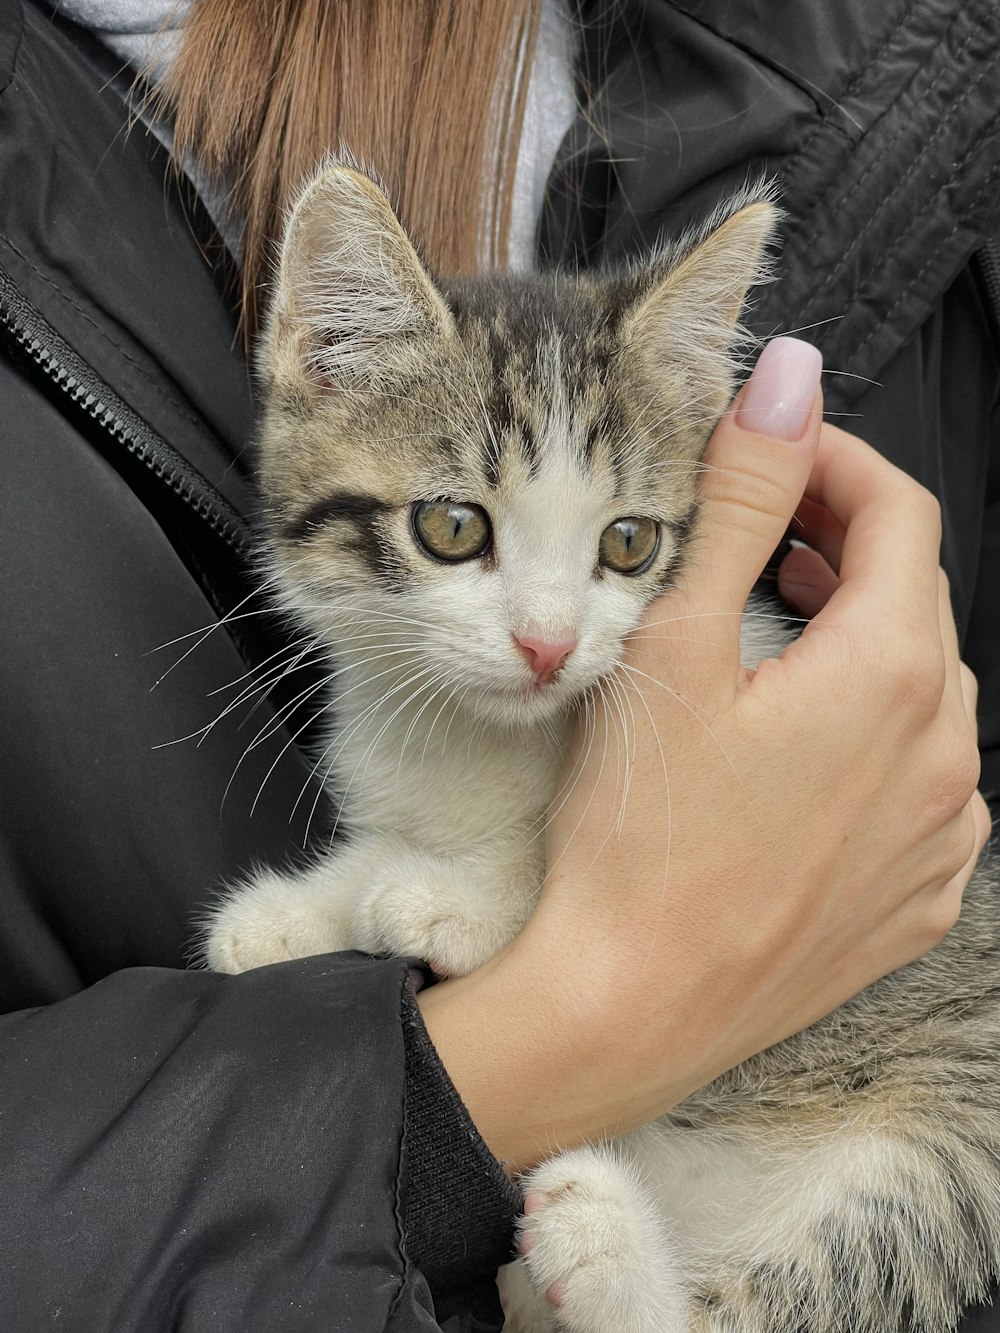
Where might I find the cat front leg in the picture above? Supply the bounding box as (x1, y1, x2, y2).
(203, 833, 538, 976)
(510, 1144, 689, 1333)
(201, 856, 360, 973)
(347, 833, 541, 976)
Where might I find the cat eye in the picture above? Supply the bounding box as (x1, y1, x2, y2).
(599, 517, 660, 574)
(412, 500, 492, 562)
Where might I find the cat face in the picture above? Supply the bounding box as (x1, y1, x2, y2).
(257, 165, 775, 726)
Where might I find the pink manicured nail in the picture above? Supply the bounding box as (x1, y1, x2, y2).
(736, 337, 823, 442)
(546, 1281, 567, 1308)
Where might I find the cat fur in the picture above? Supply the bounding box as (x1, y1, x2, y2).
(203, 165, 1000, 1333)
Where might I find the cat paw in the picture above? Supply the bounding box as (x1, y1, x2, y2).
(516, 1148, 688, 1333)
(351, 873, 527, 976)
(202, 869, 353, 973)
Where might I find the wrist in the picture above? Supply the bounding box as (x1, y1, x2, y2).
(415, 908, 709, 1172)
(416, 941, 585, 1172)
(401, 979, 521, 1285)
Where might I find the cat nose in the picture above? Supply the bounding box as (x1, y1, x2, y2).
(513, 631, 578, 681)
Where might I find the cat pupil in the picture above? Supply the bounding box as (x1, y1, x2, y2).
(412, 499, 491, 562)
(599, 517, 659, 573)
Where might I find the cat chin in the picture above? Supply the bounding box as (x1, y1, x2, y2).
(466, 679, 580, 729)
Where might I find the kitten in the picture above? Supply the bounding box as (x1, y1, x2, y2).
(204, 164, 1000, 1333)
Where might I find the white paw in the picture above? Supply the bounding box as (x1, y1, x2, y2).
(517, 1148, 688, 1333)
(203, 868, 353, 973)
(350, 867, 529, 977)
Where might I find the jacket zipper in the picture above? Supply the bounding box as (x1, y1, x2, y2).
(0, 265, 251, 558)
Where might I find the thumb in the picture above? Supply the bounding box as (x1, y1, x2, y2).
(685, 336, 823, 618)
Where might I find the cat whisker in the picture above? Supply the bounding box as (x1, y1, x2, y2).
(617, 670, 674, 971)
(244, 684, 338, 820)
(331, 669, 447, 843)
(601, 674, 631, 839)
(821, 368, 883, 387)
(239, 673, 333, 756)
(204, 640, 332, 739)
(300, 662, 447, 847)
(513, 697, 594, 853)
(225, 650, 430, 825)
(205, 632, 325, 699)
(560, 674, 638, 872)
(762, 313, 844, 341)
(148, 583, 274, 688)
(542, 687, 613, 882)
(419, 679, 469, 775)
(620, 662, 747, 798)
(607, 671, 639, 835)
(183, 639, 403, 756)
(396, 673, 458, 787)
(150, 638, 326, 750)
(146, 605, 278, 655)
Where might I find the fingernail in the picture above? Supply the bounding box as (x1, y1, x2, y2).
(736, 337, 822, 442)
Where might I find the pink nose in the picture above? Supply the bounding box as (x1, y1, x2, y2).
(513, 632, 577, 681)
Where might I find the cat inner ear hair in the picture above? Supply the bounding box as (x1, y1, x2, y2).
(263, 161, 457, 392)
(618, 189, 781, 408)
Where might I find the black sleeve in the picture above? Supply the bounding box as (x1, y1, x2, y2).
(0, 955, 516, 1332)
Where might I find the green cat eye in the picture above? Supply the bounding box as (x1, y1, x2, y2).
(412, 500, 492, 562)
(599, 517, 660, 574)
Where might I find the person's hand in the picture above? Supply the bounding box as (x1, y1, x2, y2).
(418, 338, 990, 1173)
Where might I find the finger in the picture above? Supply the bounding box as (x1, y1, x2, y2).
(777, 544, 840, 618)
(937, 569, 960, 663)
(805, 427, 943, 631)
(939, 792, 992, 909)
(936, 569, 969, 721)
(664, 338, 823, 636)
(790, 495, 845, 574)
(888, 796, 991, 967)
(960, 663, 979, 736)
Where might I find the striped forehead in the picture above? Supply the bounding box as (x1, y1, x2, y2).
(484, 335, 615, 565)
(476, 329, 612, 491)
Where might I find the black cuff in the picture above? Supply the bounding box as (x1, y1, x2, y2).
(400, 976, 521, 1290)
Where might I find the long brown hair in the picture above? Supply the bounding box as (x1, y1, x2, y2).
(156, 0, 541, 343)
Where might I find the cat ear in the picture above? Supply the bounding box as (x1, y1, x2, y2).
(266, 162, 456, 390)
(619, 192, 780, 401)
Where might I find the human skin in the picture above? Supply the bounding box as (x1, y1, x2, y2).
(417, 339, 990, 1173)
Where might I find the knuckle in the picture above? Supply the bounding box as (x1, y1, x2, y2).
(931, 739, 982, 817)
(945, 811, 979, 873)
(885, 640, 946, 717)
(960, 661, 980, 705)
(933, 874, 970, 938)
(922, 884, 965, 946)
(957, 743, 982, 801)
(907, 483, 942, 541)
(921, 813, 978, 904)
(710, 467, 792, 537)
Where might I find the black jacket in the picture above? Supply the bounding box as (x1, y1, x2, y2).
(1, 2, 998, 1331)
